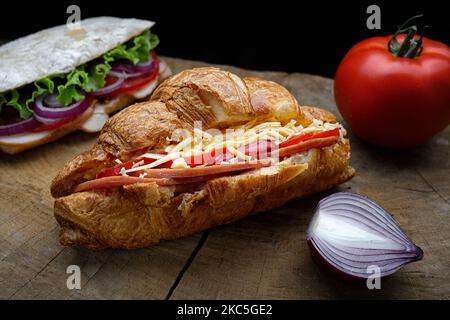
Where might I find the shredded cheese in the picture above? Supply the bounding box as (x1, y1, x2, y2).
(122, 119, 345, 174)
(126, 152, 183, 173)
(171, 157, 190, 169)
(139, 153, 165, 160)
(227, 146, 252, 161)
(120, 167, 128, 176)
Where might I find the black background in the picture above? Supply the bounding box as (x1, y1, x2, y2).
(0, 0, 448, 78)
(0, 299, 441, 318)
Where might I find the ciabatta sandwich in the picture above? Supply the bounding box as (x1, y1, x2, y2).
(0, 17, 171, 154)
(51, 67, 355, 249)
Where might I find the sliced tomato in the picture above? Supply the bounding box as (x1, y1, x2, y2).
(184, 147, 232, 167)
(279, 128, 340, 148)
(278, 136, 340, 158)
(108, 54, 160, 97)
(184, 140, 275, 167)
(98, 148, 230, 178)
(32, 117, 76, 132)
(96, 154, 171, 178)
(76, 133, 341, 193)
(99, 147, 242, 178)
(96, 130, 340, 179)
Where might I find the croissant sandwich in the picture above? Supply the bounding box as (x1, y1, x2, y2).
(50, 67, 355, 249)
(0, 17, 171, 154)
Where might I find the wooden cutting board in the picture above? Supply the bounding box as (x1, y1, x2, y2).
(0, 57, 449, 299)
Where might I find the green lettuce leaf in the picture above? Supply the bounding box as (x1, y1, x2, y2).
(27, 78, 56, 106)
(1, 90, 32, 119)
(0, 31, 159, 119)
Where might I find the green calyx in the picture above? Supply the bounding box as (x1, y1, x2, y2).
(388, 14, 428, 59)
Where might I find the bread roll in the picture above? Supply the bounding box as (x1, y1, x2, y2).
(51, 67, 355, 249)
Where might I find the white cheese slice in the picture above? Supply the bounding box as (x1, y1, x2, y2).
(130, 77, 159, 99)
(0, 131, 52, 145)
(80, 77, 160, 133)
(80, 104, 109, 133)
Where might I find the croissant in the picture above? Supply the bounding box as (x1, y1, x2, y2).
(51, 67, 355, 249)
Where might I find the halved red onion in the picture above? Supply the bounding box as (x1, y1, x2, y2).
(33, 94, 93, 120)
(111, 51, 156, 75)
(307, 192, 423, 279)
(134, 56, 154, 69)
(92, 73, 126, 97)
(0, 116, 41, 136)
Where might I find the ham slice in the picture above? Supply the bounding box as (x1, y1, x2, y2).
(74, 176, 172, 193)
(278, 136, 339, 158)
(73, 135, 340, 193)
(74, 161, 271, 192)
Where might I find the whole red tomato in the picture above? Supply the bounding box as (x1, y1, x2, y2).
(335, 26, 450, 148)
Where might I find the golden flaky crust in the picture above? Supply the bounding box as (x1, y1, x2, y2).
(51, 68, 355, 249)
(151, 67, 254, 128)
(243, 77, 300, 121)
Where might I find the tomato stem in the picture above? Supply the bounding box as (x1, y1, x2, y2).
(388, 15, 426, 59)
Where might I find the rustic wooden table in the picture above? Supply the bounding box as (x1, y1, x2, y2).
(0, 57, 449, 299)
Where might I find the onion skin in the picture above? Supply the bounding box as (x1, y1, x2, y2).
(33, 95, 93, 120)
(307, 192, 423, 281)
(307, 239, 363, 282)
(34, 113, 61, 124)
(0, 116, 41, 137)
(111, 51, 156, 75)
(92, 74, 126, 97)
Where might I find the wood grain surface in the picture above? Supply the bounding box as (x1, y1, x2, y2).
(0, 57, 448, 299)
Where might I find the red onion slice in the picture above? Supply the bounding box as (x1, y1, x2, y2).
(111, 51, 156, 75)
(0, 116, 41, 136)
(33, 94, 93, 120)
(108, 70, 148, 79)
(33, 113, 61, 124)
(92, 52, 158, 97)
(307, 192, 423, 280)
(92, 73, 126, 97)
(110, 68, 148, 79)
(43, 93, 64, 108)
